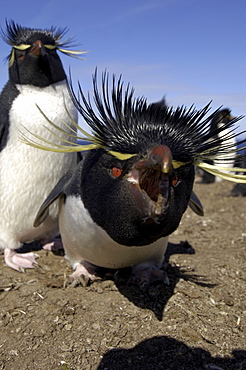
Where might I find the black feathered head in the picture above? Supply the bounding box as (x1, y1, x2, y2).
(1, 19, 86, 66)
(210, 108, 235, 136)
(20, 70, 246, 182)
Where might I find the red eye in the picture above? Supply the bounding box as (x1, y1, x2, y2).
(111, 167, 122, 178)
(172, 175, 179, 187)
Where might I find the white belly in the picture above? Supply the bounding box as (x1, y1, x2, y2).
(0, 81, 77, 249)
(59, 196, 168, 270)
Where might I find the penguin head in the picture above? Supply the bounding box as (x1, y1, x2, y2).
(1, 20, 85, 86)
(210, 108, 235, 135)
(80, 144, 194, 246)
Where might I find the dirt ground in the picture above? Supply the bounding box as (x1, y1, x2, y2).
(0, 179, 245, 370)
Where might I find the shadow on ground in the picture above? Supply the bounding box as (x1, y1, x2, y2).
(98, 335, 246, 370)
(114, 241, 216, 321)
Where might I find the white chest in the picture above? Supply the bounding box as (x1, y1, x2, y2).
(59, 196, 168, 270)
(11, 80, 77, 141)
(1, 80, 77, 185)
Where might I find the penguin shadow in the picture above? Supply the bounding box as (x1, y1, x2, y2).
(97, 335, 246, 370)
(112, 241, 216, 321)
(19, 240, 215, 322)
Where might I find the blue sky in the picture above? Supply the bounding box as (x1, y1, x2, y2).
(0, 0, 245, 136)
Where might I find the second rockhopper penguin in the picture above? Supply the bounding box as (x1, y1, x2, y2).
(0, 20, 84, 271)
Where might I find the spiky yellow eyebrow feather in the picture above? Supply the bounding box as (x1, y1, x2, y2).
(108, 151, 137, 160)
(194, 161, 246, 183)
(13, 44, 31, 50)
(172, 160, 191, 169)
(9, 43, 86, 66)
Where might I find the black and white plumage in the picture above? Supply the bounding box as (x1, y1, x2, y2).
(27, 71, 246, 287)
(198, 109, 237, 183)
(0, 20, 85, 271)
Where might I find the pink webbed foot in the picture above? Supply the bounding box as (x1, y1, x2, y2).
(130, 264, 169, 291)
(42, 238, 64, 254)
(64, 262, 98, 288)
(4, 248, 39, 272)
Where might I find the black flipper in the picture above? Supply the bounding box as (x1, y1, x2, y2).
(188, 191, 204, 216)
(34, 170, 74, 227)
(0, 81, 19, 151)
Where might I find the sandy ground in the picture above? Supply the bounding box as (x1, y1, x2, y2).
(0, 180, 245, 370)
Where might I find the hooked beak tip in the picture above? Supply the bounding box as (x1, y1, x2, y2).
(162, 161, 171, 174)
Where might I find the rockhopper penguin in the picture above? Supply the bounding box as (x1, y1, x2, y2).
(0, 20, 85, 271)
(198, 109, 237, 183)
(27, 71, 246, 288)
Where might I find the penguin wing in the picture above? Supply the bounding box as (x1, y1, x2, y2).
(0, 82, 19, 151)
(188, 191, 204, 216)
(34, 170, 74, 227)
(0, 113, 11, 150)
(0, 121, 6, 149)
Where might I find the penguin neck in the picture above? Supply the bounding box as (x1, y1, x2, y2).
(8, 56, 67, 87)
(15, 79, 67, 95)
